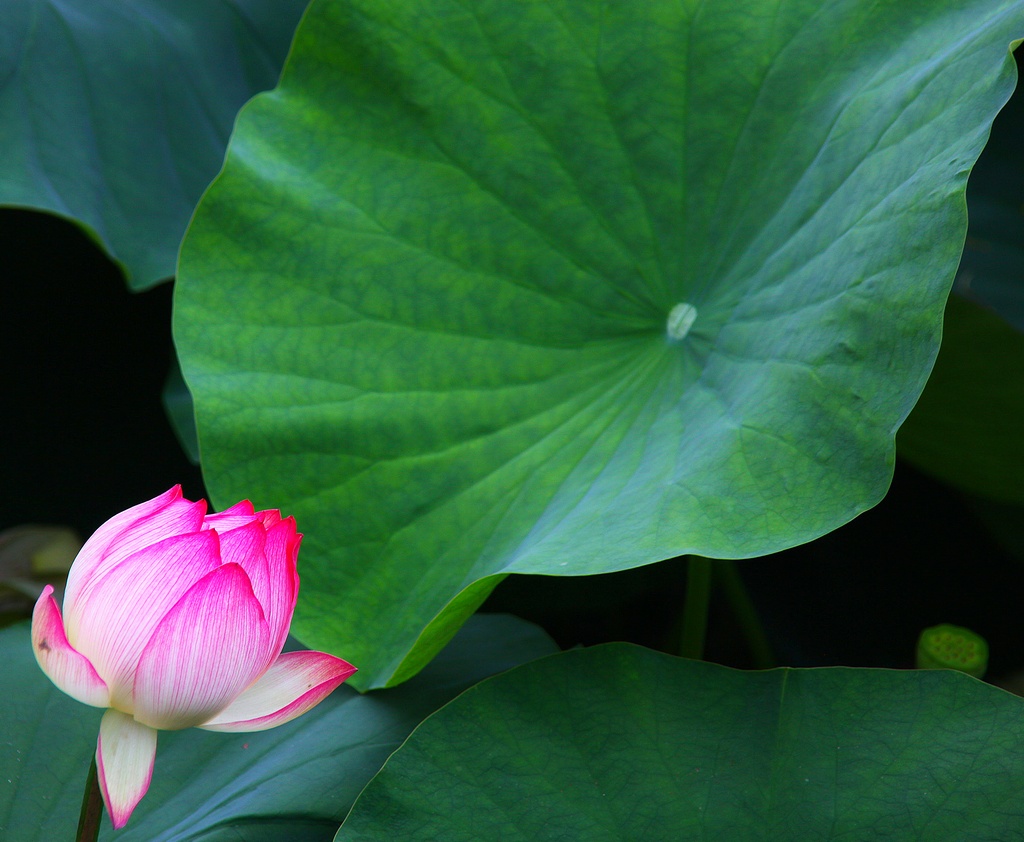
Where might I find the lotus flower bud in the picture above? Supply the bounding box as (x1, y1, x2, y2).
(31, 486, 356, 828)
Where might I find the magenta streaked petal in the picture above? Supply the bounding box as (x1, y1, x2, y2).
(64, 486, 182, 605)
(260, 518, 301, 658)
(220, 522, 277, 670)
(218, 520, 267, 569)
(31, 585, 109, 708)
(198, 650, 356, 732)
(66, 530, 222, 711)
(64, 486, 207, 612)
(132, 563, 271, 730)
(211, 499, 255, 517)
(204, 499, 258, 531)
(97, 709, 157, 830)
(257, 508, 282, 529)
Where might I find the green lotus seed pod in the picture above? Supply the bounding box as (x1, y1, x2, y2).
(916, 624, 988, 678)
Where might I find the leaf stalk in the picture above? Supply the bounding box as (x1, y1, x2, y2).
(76, 754, 102, 842)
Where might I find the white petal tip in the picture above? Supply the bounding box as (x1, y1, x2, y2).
(97, 710, 157, 829)
(31, 586, 110, 708)
(200, 651, 356, 732)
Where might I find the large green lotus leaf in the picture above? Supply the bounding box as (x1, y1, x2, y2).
(0, 614, 556, 841)
(0, 0, 309, 289)
(336, 644, 1024, 840)
(898, 293, 1024, 503)
(175, 0, 1024, 688)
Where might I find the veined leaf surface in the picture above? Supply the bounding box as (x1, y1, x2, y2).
(176, 0, 1024, 687)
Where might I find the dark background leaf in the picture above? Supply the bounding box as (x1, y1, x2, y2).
(337, 644, 1024, 841)
(954, 47, 1024, 330)
(895, 46, 1024, 505)
(0, 614, 557, 841)
(898, 293, 1024, 503)
(0, 0, 309, 288)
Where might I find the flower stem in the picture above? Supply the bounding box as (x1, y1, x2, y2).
(76, 754, 102, 842)
(679, 556, 713, 660)
(715, 561, 775, 669)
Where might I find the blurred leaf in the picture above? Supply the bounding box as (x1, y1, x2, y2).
(955, 48, 1024, 329)
(0, 525, 80, 622)
(175, 0, 1024, 688)
(0, 614, 557, 841)
(163, 359, 201, 465)
(0, 525, 80, 579)
(896, 47, 1024, 504)
(898, 293, 1024, 503)
(0, 0, 309, 288)
(337, 644, 1024, 841)
(968, 495, 1024, 560)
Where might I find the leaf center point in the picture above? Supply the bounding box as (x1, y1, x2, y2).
(666, 303, 697, 341)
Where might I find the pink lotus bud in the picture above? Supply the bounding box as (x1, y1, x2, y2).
(31, 486, 356, 829)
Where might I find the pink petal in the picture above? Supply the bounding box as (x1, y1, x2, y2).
(31, 585, 109, 708)
(132, 563, 272, 730)
(65, 531, 222, 712)
(218, 520, 267, 570)
(257, 508, 283, 529)
(199, 650, 356, 732)
(65, 486, 207, 614)
(209, 499, 255, 517)
(218, 522, 279, 673)
(213, 517, 300, 671)
(96, 709, 157, 830)
(203, 499, 258, 531)
(260, 517, 301, 659)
